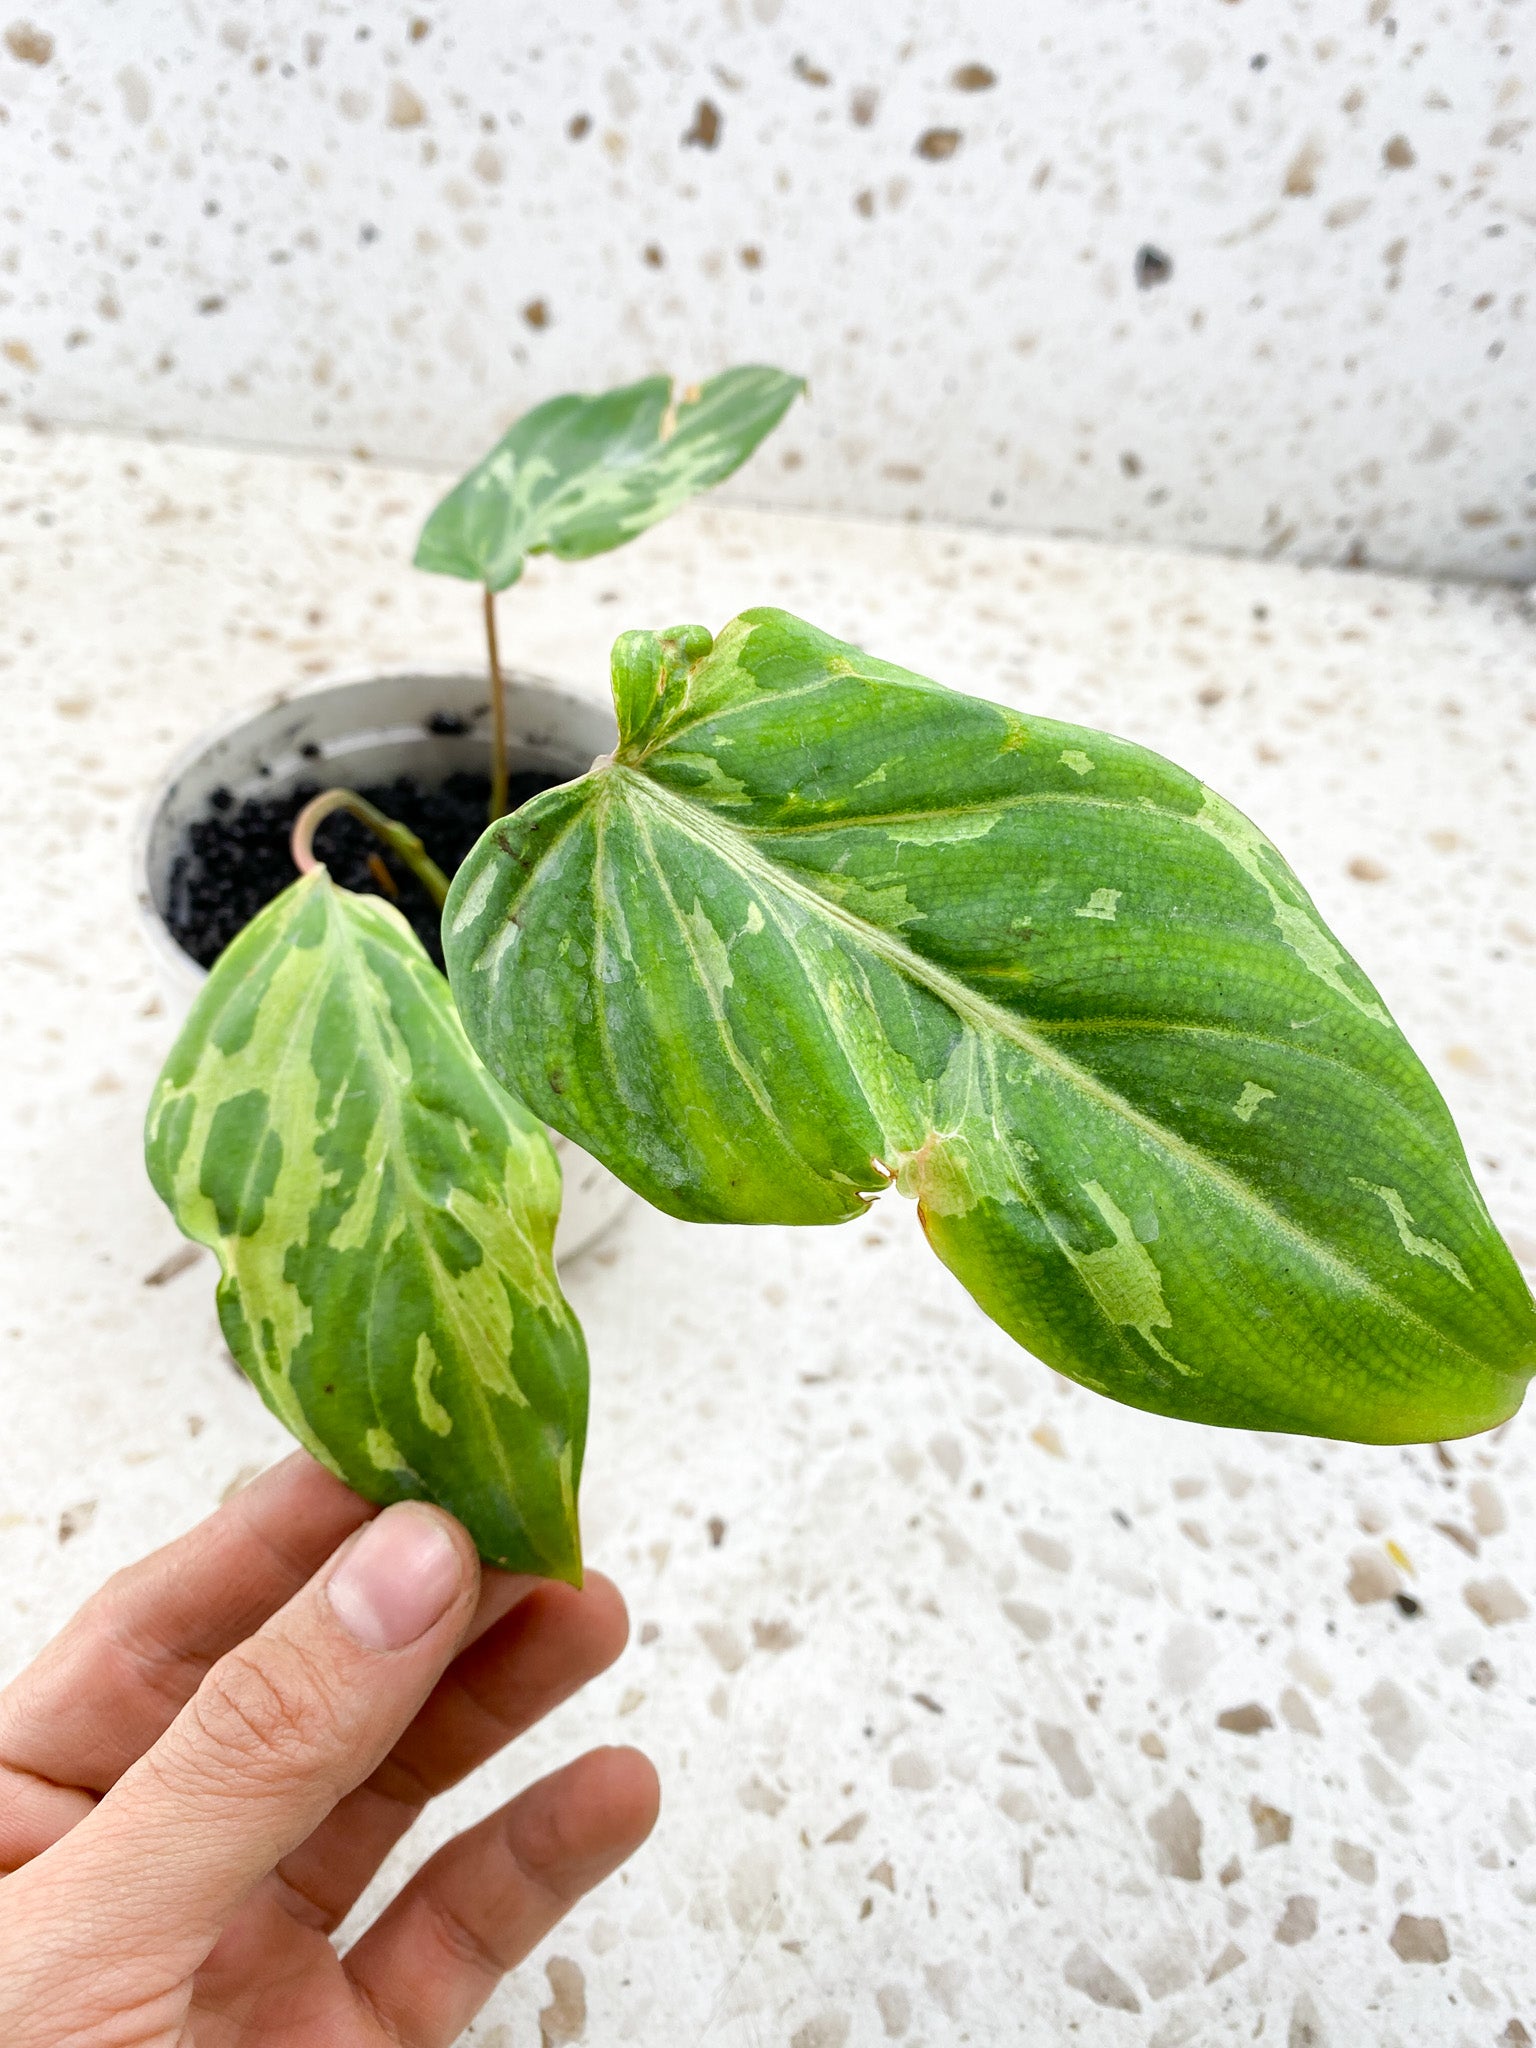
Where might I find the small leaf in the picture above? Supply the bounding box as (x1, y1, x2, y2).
(145, 872, 588, 1580)
(445, 608, 1536, 1445)
(413, 367, 804, 592)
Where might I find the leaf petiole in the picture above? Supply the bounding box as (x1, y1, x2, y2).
(289, 788, 450, 909)
(484, 584, 508, 822)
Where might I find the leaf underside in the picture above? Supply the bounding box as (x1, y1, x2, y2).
(146, 873, 588, 1580)
(412, 366, 804, 592)
(445, 608, 1536, 1445)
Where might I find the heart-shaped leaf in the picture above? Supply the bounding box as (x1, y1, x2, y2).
(145, 872, 588, 1580)
(413, 367, 804, 592)
(445, 609, 1536, 1444)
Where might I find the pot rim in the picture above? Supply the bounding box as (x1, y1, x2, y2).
(131, 664, 612, 993)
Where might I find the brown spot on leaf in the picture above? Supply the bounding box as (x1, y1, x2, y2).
(952, 63, 996, 90)
(522, 299, 550, 329)
(1382, 134, 1416, 168)
(568, 113, 590, 139)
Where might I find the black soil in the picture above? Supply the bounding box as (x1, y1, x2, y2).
(167, 766, 565, 973)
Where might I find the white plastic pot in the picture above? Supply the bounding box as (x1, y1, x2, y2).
(134, 669, 632, 1264)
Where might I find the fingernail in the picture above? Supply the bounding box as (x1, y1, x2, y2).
(328, 1506, 465, 1651)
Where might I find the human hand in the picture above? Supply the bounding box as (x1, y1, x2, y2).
(0, 1453, 659, 2046)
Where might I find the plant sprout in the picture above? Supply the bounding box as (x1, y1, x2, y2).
(411, 367, 805, 819)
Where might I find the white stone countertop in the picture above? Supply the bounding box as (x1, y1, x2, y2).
(2, 420, 1534, 2048)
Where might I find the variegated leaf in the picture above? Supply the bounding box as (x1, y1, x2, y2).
(445, 609, 1536, 1445)
(412, 366, 804, 592)
(145, 872, 588, 1580)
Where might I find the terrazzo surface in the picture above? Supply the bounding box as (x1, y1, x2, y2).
(2, 419, 1535, 2044)
(2, 0, 1533, 581)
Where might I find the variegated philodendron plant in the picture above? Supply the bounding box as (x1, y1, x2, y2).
(413, 365, 805, 821)
(147, 599, 1536, 1577)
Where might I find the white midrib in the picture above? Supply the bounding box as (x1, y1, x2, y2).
(612, 766, 1495, 1370)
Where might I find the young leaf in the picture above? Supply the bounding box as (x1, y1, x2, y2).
(412, 367, 804, 592)
(145, 872, 588, 1581)
(445, 609, 1536, 1446)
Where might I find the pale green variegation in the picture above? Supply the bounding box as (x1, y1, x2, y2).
(413, 367, 804, 593)
(445, 608, 1536, 1445)
(145, 872, 588, 1581)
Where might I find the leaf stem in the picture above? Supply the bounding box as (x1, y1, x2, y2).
(289, 789, 450, 909)
(484, 584, 508, 822)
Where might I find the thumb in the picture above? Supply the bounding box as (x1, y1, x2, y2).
(48, 1501, 480, 1968)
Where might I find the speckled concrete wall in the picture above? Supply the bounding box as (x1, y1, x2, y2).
(1, 2, 1531, 573)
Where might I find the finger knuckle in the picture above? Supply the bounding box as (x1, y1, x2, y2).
(184, 1640, 338, 1777)
(425, 1892, 517, 1983)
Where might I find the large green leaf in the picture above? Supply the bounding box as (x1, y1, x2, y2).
(145, 872, 588, 1580)
(413, 366, 804, 592)
(444, 608, 1536, 1445)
